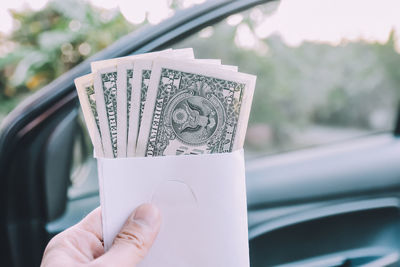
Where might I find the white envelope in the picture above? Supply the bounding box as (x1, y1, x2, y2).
(97, 149, 249, 267)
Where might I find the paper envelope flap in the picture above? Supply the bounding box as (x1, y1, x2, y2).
(97, 149, 249, 267)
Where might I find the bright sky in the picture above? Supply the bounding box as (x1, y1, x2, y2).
(255, 0, 400, 47)
(0, 0, 399, 50)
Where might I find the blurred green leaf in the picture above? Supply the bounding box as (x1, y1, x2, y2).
(9, 51, 49, 86)
(37, 30, 78, 50)
(0, 47, 33, 69)
(50, 0, 88, 21)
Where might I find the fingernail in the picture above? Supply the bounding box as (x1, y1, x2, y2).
(132, 204, 160, 228)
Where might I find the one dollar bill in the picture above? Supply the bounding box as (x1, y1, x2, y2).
(94, 66, 118, 158)
(136, 58, 256, 156)
(74, 74, 104, 157)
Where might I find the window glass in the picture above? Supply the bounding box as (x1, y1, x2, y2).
(172, 1, 400, 157)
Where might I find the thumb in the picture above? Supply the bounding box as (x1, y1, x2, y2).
(94, 203, 161, 267)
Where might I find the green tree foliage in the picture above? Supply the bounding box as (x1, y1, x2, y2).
(0, 0, 136, 116)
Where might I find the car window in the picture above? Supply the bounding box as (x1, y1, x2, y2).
(4, 0, 399, 195)
(172, 1, 400, 158)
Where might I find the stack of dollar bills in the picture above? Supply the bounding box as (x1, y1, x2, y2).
(75, 48, 256, 158)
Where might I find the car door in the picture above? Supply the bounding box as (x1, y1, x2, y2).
(1, 0, 400, 266)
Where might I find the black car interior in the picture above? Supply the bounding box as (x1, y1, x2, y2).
(0, 0, 399, 266)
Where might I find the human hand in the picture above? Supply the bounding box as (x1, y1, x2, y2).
(41, 203, 161, 267)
